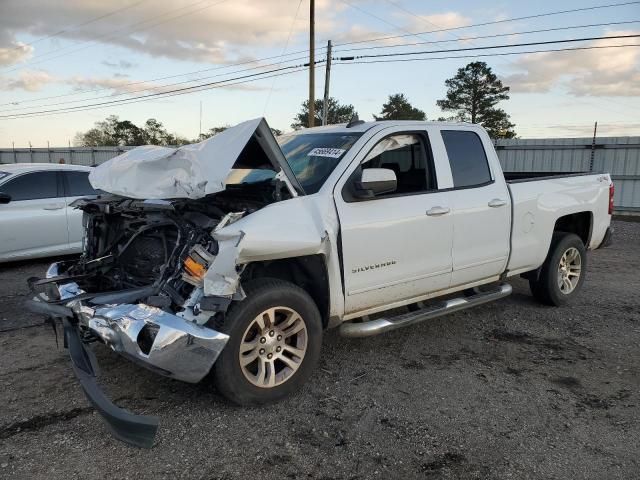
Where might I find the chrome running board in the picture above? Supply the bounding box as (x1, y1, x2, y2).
(339, 283, 512, 338)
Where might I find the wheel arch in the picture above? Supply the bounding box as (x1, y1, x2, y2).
(240, 254, 330, 328)
(553, 211, 593, 246)
(521, 213, 592, 282)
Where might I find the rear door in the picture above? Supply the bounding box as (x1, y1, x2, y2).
(440, 129, 511, 287)
(335, 127, 454, 315)
(0, 170, 69, 260)
(62, 170, 99, 249)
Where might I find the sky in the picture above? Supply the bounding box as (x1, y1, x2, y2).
(0, 0, 639, 146)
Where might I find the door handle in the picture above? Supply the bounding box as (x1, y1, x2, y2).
(488, 198, 507, 208)
(426, 206, 450, 216)
(43, 204, 65, 210)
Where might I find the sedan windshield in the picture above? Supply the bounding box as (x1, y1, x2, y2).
(279, 132, 362, 194)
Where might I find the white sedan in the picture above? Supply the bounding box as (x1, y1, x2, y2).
(0, 163, 100, 262)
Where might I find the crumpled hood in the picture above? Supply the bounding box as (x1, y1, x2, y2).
(89, 117, 300, 199)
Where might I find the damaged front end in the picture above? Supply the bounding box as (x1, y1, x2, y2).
(26, 117, 299, 448)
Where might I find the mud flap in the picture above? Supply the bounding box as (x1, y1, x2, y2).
(63, 319, 159, 448)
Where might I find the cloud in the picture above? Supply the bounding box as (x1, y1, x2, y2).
(503, 30, 640, 97)
(0, 0, 344, 65)
(68, 76, 176, 95)
(0, 0, 465, 67)
(102, 59, 137, 69)
(0, 40, 33, 66)
(1, 69, 54, 91)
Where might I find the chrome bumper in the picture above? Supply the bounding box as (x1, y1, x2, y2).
(26, 262, 231, 448)
(76, 303, 229, 383)
(43, 262, 229, 383)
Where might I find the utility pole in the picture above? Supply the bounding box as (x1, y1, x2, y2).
(308, 0, 315, 128)
(322, 40, 332, 126)
(199, 100, 202, 140)
(590, 121, 598, 172)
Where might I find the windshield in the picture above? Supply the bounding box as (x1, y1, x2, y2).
(279, 132, 362, 194)
(225, 132, 362, 194)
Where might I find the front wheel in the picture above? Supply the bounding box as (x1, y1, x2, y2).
(212, 278, 322, 405)
(529, 232, 587, 306)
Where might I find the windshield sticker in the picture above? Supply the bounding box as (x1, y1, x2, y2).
(308, 147, 346, 158)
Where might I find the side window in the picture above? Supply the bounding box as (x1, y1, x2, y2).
(0, 171, 60, 201)
(441, 130, 492, 188)
(361, 134, 436, 195)
(64, 171, 99, 196)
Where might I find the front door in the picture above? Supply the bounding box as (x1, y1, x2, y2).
(335, 131, 454, 315)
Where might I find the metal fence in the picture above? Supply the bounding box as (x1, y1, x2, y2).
(495, 136, 640, 213)
(0, 146, 134, 166)
(1, 137, 639, 212)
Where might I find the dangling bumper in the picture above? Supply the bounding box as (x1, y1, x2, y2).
(26, 262, 230, 448)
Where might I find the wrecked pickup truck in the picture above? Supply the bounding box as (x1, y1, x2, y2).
(27, 117, 614, 447)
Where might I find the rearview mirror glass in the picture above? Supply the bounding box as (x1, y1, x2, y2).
(0, 192, 11, 204)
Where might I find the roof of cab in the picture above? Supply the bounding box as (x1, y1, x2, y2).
(0, 163, 93, 175)
(285, 120, 475, 135)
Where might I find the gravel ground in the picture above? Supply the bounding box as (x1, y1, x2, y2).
(0, 220, 638, 480)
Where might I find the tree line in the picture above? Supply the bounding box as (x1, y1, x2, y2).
(75, 61, 516, 146)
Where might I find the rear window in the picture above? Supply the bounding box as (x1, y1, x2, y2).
(441, 130, 492, 188)
(0, 171, 60, 200)
(64, 171, 99, 196)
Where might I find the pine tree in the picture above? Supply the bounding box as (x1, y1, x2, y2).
(291, 97, 357, 129)
(374, 93, 426, 121)
(437, 62, 516, 138)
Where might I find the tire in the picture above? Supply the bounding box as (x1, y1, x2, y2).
(529, 232, 587, 306)
(212, 278, 322, 405)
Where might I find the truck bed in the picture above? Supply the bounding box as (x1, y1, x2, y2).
(504, 171, 593, 183)
(505, 172, 611, 277)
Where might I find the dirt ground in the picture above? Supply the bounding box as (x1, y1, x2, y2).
(0, 220, 638, 480)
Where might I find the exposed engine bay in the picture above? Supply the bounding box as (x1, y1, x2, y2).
(58, 179, 290, 324)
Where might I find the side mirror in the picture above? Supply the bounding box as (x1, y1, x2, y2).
(352, 168, 397, 199)
(0, 192, 11, 204)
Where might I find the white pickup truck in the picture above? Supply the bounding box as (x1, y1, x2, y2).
(27, 118, 613, 447)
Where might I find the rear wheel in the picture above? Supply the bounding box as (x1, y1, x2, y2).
(529, 232, 587, 306)
(213, 278, 322, 405)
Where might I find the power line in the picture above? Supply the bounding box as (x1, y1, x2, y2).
(334, 34, 640, 60)
(334, 20, 640, 53)
(4, 41, 638, 120)
(0, 68, 308, 121)
(375, 1, 640, 119)
(0, 55, 311, 114)
(338, 0, 430, 41)
(333, 0, 640, 48)
(0, 48, 319, 108)
(335, 42, 640, 121)
(6, 19, 635, 110)
(334, 43, 640, 65)
(0, 63, 318, 119)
